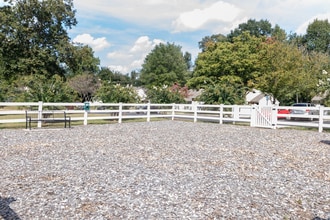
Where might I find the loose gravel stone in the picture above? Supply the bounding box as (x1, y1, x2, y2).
(0, 121, 329, 219)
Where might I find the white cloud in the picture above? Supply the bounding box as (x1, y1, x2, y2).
(296, 13, 330, 34)
(108, 65, 129, 74)
(70, 0, 330, 74)
(106, 36, 164, 73)
(73, 34, 110, 51)
(173, 1, 241, 32)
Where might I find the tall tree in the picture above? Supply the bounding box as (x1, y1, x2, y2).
(0, 0, 77, 81)
(303, 19, 330, 54)
(65, 44, 100, 77)
(197, 75, 246, 105)
(97, 67, 131, 85)
(96, 83, 140, 103)
(146, 85, 186, 104)
(253, 39, 329, 104)
(198, 34, 227, 52)
(129, 70, 141, 86)
(253, 40, 304, 104)
(12, 74, 75, 102)
(227, 19, 272, 42)
(139, 43, 190, 87)
(271, 24, 287, 42)
(189, 32, 264, 89)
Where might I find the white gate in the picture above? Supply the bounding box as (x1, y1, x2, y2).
(250, 105, 277, 129)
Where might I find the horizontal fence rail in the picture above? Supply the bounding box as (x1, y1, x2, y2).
(1, 102, 330, 132)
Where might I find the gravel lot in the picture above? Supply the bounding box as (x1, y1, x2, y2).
(1, 121, 329, 219)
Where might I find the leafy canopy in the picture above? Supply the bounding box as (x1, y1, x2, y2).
(140, 43, 190, 87)
(0, 0, 78, 81)
(304, 19, 330, 54)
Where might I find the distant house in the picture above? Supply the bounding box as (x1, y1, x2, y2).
(135, 87, 279, 106)
(246, 89, 279, 106)
(184, 89, 203, 104)
(312, 91, 328, 105)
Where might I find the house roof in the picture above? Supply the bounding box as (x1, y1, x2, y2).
(184, 89, 203, 102)
(249, 93, 265, 103)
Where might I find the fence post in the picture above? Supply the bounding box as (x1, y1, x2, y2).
(193, 102, 197, 123)
(219, 104, 223, 124)
(233, 105, 239, 124)
(271, 105, 277, 129)
(118, 103, 123, 124)
(318, 105, 324, 132)
(172, 103, 175, 121)
(83, 110, 88, 125)
(147, 102, 151, 122)
(38, 101, 43, 128)
(250, 105, 256, 127)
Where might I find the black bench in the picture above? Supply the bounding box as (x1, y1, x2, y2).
(25, 111, 71, 130)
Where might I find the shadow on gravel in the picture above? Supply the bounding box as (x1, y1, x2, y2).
(320, 140, 330, 145)
(0, 197, 21, 220)
(312, 217, 330, 220)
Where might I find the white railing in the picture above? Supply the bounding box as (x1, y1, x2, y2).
(1, 102, 330, 132)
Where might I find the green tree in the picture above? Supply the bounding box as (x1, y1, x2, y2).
(96, 83, 140, 103)
(146, 85, 186, 104)
(303, 19, 330, 54)
(198, 34, 228, 52)
(189, 32, 264, 89)
(227, 19, 272, 42)
(0, 0, 77, 81)
(65, 44, 100, 77)
(197, 76, 246, 105)
(140, 43, 190, 87)
(97, 67, 131, 85)
(253, 39, 327, 104)
(0, 78, 11, 101)
(129, 70, 141, 86)
(287, 33, 305, 48)
(11, 74, 75, 102)
(271, 24, 287, 42)
(307, 52, 330, 105)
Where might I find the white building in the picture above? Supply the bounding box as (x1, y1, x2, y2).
(246, 89, 279, 106)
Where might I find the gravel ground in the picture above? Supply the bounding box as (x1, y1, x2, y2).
(0, 121, 329, 219)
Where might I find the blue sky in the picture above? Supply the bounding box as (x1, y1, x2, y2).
(2, 0, 330, 74)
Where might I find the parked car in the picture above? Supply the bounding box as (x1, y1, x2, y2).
(290, 103, 317, 120)
(277, 108, 290, 119)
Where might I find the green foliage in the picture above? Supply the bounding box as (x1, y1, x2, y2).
(65, 44, 100, 77)
(198, 34, 228, 52)
(197, 76, 246, 105)
(146, 85, 186, 104)
(129, 70, 141, 87)
(140, 43, 190, 87)
(97, 67, 132, 85)
(11, 74, 76, 102)
(0, 78, 10, 102)
(304, 19, 330, 54)
(0, 0, 77, 81)
(96, 83, 140, 103)
(191, 32, 264, 88)
(254, 40, 329, 104)
(271, 24, 287, 42)
(309, 53, 330, 106)
(287, 33, 305, 48)
(227, 19, 272, 42)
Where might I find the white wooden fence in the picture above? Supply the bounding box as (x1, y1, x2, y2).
(1, 102, 330, 132)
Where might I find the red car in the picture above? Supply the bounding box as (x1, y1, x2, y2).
(277, 108, 290, 119)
